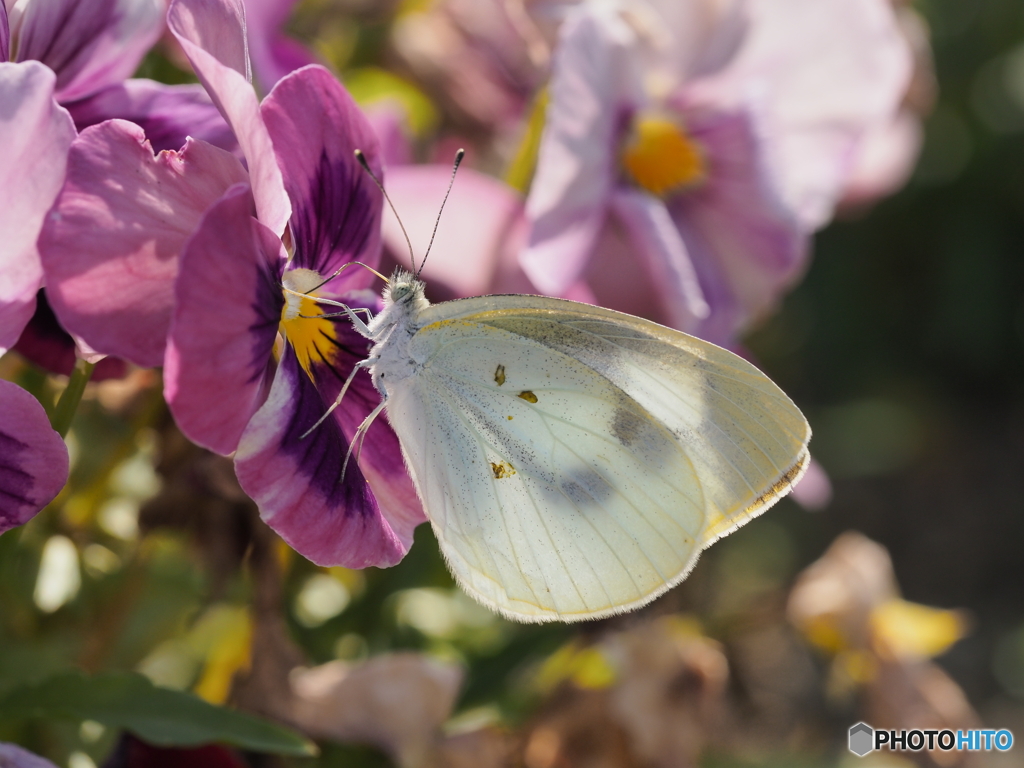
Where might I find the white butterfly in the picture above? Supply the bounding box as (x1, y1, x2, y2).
(334, 267, 810, 623)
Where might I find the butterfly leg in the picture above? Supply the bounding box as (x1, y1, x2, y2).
(340, 398, 388, 483)
(300, 357, 378, 440)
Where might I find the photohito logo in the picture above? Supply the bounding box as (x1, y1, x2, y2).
(848, 723, 1014, 757)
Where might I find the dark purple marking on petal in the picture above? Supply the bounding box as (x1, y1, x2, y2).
(288, 149, 380, 281)
(235, 290, 424, 567)
(278, 348, 375, 513)
(1, 2, 10, 62)
(15, 0, 118, 87)
(261, 66, 384, 294)
(0, 431, 34, 528)
(64, 80, 237, 154)
(0, 381, 69, 533)
(12, 290, 127, 381)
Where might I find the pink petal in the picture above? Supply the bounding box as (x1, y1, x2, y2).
(609, 189, 709, 332)
(0, 62, 75, 355)
(164, 184, 283, 455)
(521, 5, 636, 295)
(0, 380, 69, 534)
(168, 0, 291, 235)
(236, 343, 423, 569)
(40, 120, 249, 368)
(669, 105, 806, 345)
(242, 0, 317, 92)
(694, 0, 913, 229)
(382, 165, 526, 298)
(12, 0, 164, 103)
(65, 79, 236, 154)
(260, 66, 384, 292)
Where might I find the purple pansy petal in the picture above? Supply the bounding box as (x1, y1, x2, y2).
(669, 107, 806, 345)
(12, 0, 164, 103)
(235, 347, 421, 569)
(382, 165, 526, 299)
(64, 79, 236, 153)
(168, 0, 291, 236)
(1, 2, 9, 62)
(165, 184, 283, 456)
(40, 120, 249, 368)
(0, 380, 69, 534)
(0, 61, 75, 355)
(609, 189, 709, 332)
(261, 66, 384, 292)
(243, 0, 317, 92)
(521, 5, 636, 295)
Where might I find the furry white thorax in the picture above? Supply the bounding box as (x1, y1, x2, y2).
(361, 270, 432, 397)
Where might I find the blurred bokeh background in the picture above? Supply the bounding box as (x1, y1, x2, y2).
(2, 0, 1024, 766)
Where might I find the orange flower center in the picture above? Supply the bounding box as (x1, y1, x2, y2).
(621, 116, 706, 197)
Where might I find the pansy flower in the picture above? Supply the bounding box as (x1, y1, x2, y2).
(522, 0, 912, 346)
(156, 0, 423, 567)
(8, 0, 234, 378)
(0, 61, 72, 533)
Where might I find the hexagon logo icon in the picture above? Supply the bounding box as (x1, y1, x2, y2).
(849, 722, 874, 757)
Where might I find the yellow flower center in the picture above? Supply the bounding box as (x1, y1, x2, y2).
(279, 268, 339, 376)
(621, 116, 706, 197)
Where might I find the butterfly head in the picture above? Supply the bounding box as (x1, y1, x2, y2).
(384, 269, 429, 312)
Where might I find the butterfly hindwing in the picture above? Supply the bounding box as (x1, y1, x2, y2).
(383, 295, 810, 622)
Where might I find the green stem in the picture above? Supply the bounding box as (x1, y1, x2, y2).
(50, 358, 95, 437)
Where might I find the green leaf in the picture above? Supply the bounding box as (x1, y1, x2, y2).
(0, 670, 316, 756)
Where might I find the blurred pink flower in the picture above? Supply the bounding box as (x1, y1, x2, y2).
(390, 0, 545, 133)
(157, 0, 423, 567)
(523, 0, 912, 346)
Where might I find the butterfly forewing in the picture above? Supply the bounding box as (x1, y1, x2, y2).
(384, 295, 810, 622)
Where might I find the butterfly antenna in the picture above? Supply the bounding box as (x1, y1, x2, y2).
(417, 148, 465, 278)
(306, 261, 389, 294)
(354, 149, 416, 274)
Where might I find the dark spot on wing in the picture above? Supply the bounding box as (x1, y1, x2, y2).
(494, 364, 506, 386)
(611, 406, 648, 447)
(518, 390, 538, 403)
